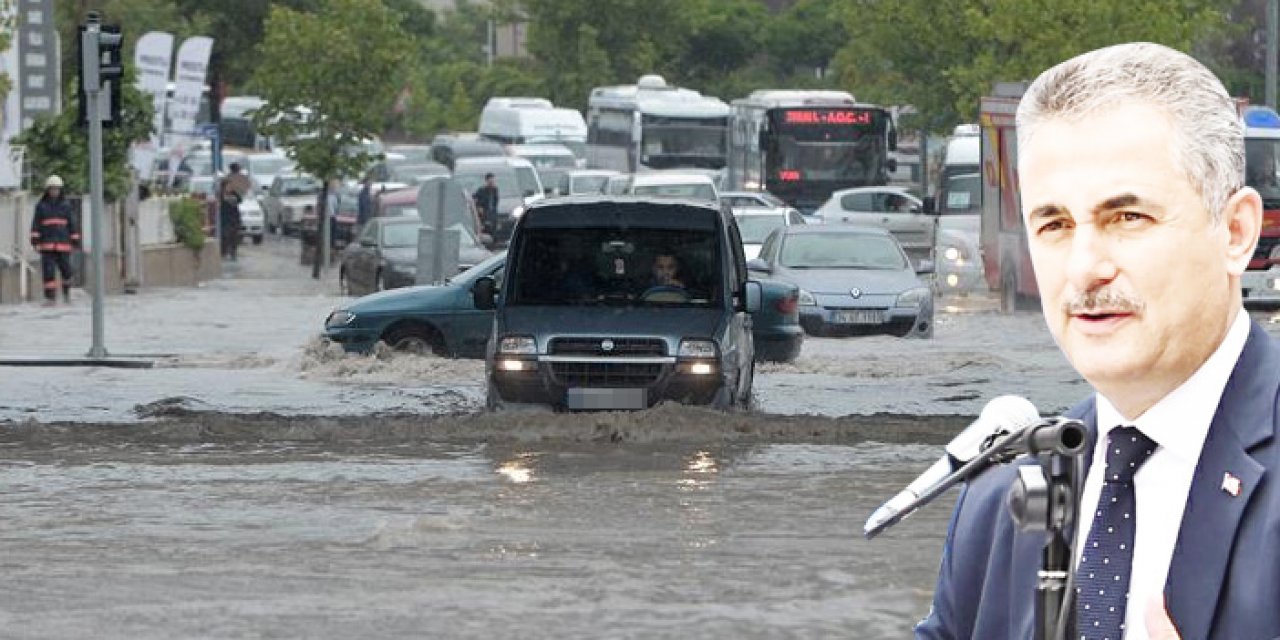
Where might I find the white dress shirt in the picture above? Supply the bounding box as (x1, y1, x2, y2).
(1075, 308, 1250, 639)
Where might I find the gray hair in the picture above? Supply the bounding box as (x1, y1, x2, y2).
(1016, 42, 1242, 223)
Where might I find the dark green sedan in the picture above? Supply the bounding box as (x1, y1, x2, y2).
(323, 252, 804, 362)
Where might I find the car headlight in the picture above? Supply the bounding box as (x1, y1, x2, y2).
(943, 246, 961, 262)
(797, 289, 817, 306)
(498, 335, 537, 355)
(677, 339, 718, 359)
(325, 310, 356, 327)
(512, 205, 526, 219)
(896, 287, 931, 308)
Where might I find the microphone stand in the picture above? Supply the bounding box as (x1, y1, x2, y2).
(864, 417, 1088, 640)
(1007, 417, 1087, 640)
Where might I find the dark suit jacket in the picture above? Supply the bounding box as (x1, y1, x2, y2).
(916, 321, 1280, 639)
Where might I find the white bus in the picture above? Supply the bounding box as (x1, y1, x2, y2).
(478, 97, 588, 162)
(586, 75, 731, 173)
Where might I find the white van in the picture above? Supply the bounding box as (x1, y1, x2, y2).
(478, 99, 588, 164)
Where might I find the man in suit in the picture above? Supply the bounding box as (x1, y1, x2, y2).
(916, 42, 1280, 639)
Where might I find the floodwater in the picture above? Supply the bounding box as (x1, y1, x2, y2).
(0, 436, 951, 639)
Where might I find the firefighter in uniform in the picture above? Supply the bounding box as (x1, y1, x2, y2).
(29, 175, 78, 305)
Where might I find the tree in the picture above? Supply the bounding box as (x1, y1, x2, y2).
(677, 0, 768, 92)
(251, 0, 412, 275)
(763, 0, 846, 78)
(835, 0, 1236, 133)
(251, 0, 411, 183)
(16, 78, 154, 201)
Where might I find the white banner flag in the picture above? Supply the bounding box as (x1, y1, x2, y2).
(167, 35, 213, 166)
(135, 31, 174, 143)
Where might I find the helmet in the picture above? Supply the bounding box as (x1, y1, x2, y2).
(45, 175, 63, 188)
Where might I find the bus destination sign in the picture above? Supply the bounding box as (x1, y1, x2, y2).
(782, 109, 874, 126)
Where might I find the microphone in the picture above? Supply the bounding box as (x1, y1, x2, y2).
(864, 395, 1042, 538)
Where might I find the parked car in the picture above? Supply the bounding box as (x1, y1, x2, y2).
(734, 207, 807, 259)
(553, 169, 620, 196)
(262, 173, 322, 235)
(239, 197, 265, 244)
(339, 217, 429, 295)
(477, 196, 760, 411)
(244, 152, 294, 197)
(386, 144, 435, 166)
(324, 250, 803, 362)
(748, 225, 935, 338)
(812, 186, 937, 267)
(625, 173, 720, 205)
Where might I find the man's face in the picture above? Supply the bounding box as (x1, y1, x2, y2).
(653, 255, 679, 284)
(486, 176, 496, 187)
(1019, 102, 1240, 400)
(48, 187, 60, 198)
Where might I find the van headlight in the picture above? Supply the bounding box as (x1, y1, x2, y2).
(678, 339, 718, 358)
(896, 287, 930, 308)
(498, 335, 537, 354)
(797, 289, 817, 306)
(943, 246, 961, 262)
(512, 205, 526, 218)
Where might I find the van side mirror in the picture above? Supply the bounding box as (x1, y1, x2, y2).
(744, 280, 763, 314)
(922, 196, 937, 215)
(472, 276, 497, 310)
(916, 259, 936, 275)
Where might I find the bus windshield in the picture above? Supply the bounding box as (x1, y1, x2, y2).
(769, 108, 888, 184)
(641, 116, 728, 170)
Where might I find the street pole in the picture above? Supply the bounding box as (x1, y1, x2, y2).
(82, 16, 108, 359)
(1269, 0, 1278, 109)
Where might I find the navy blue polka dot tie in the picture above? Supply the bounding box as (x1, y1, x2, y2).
(1076, 426, 1157, 640)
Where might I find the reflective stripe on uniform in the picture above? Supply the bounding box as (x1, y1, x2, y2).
(41, 218, 69, 226)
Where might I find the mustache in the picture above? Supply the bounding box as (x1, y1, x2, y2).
(1062, 288, 1145, 315)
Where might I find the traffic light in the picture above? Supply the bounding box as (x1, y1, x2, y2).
(77, 16, 124, 128)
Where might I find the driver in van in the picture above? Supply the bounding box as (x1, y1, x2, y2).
(650, 253, 687, 289)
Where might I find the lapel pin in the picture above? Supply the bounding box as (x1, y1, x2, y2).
(1222, 472, 1242, 497)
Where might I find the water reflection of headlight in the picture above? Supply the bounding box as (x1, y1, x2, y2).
(686, 450, 718, 474)
(497, 455, 535, 484)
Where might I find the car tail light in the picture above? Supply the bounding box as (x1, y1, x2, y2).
(775, 295, 798, 315)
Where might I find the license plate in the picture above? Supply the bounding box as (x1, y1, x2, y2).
(834, 310, 886, 325)
(566, 388, 648, 410)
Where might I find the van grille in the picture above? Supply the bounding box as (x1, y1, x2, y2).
(550, 362, 665, 387)
(549, 337, 666, 357)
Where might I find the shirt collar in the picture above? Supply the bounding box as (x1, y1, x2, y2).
(1095, 308, 1250, 464)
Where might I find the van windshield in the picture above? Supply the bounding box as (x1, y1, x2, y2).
(509, 228, 722, 307)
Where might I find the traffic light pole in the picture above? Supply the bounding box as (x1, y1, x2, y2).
(81, 15, 115, 359)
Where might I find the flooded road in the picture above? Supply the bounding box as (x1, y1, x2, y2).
(0, 436, 949, 639)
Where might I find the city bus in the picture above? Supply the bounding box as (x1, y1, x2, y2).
(586, 75, 731, 173)
(725, 90, 897, 213)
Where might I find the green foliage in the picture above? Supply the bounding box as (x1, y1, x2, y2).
(168, 197, 206, 252)
(763, 0, 847, 76)
(835, 0, 1236, 133)
(250, 0, 413, 182)
(15, 77, 154, 201)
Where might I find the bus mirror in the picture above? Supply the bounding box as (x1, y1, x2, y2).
(888, 128, 898, 151)
(887, 158, 899, 173)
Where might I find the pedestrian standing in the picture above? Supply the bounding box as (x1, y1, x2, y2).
(29, 175, 78, 306)
(473, 173, 499, 236)
(219, 162, 251, 261)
